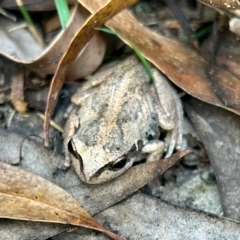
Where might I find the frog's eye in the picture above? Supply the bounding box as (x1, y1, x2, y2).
(110, 156, 127, 171)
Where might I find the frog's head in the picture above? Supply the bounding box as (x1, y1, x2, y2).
(68, 136, 142, 184)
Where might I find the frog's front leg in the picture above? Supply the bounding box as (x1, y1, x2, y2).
(164, 88, 183, 157)
(152, 69, 183, 157)
(63, 114, 79, 168)
(142, 140, 165, 162)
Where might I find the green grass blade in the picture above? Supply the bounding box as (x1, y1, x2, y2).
(16, 0, 45, 47)
(96, 27, 153, 82)
(18, 4, 34, 25)
(54, 0, 70, 28)
(95, 27, 117, 35)
(130, 42, 153, 82)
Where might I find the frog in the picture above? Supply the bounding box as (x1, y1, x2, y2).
(63, 56, 183, 184)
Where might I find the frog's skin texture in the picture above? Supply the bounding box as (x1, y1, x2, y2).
(64, 56, 183, 184)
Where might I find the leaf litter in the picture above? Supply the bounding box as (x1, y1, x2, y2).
(0, 0, 240, 239)
(0, 123, 189, 239)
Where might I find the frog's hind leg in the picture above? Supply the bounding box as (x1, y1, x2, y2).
(151, 69, 183, 158)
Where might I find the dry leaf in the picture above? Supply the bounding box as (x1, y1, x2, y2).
(84, 193, 240, 240)
(0, 162, 122, 240)
(79, 0, 240, 116)
(83, 150, 191, 212)
(10, 65, 28, 113)
(197, 0, 240, 12)
(185, 97, 240, 221)
(200, 30, 240, 107)
(0, 17, 43, 62)
(0, 57, 27, 113)
(43, 0, 138, 146)
(28, 4, 106, 79)
(0, 4, 105, 78)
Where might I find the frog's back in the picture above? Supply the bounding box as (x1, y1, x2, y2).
(78, 57, 160, 153)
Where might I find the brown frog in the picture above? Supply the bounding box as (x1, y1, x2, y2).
(64, 56, 183, 184)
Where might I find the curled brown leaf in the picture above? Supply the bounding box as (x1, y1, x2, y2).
(0, 162, 122, 240)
